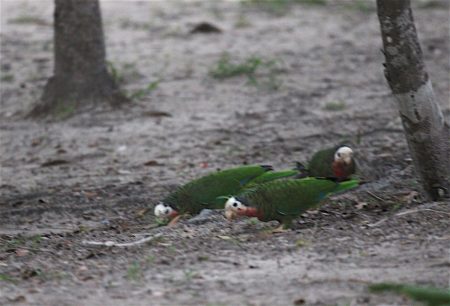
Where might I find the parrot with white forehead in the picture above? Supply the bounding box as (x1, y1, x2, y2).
(154, 164, 301, 224)
(302, 145, 356, 181)
(224, 177, 360, 232)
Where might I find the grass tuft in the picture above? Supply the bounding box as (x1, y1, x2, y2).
(417, 0, 448, 9)
(54, 99, 76, 119)
(241, 0, 326, 16)
(183, 269, 198, 282)
(344, 0, 375, 13)
(210, 53, 283, 91)
(128, 80, 160, 100)
(127, 261, 143, 282)
(107, 61, 124, 85)
(0, 235, 43, 252)
(295, 239, 310, 248)
(0, 273, 17, 284)
(235, 14, 252, 28)
(210, 53, 262, 79)
(9, 15, 49, 26)
(323, 101, 347, 111)
(1, 74, 15, 82)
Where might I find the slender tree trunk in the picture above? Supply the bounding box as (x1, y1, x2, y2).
(30, 0, 127, 118)
(376, 0, 450, 200)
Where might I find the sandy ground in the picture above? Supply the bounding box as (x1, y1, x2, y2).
(1, 0, 449, 305)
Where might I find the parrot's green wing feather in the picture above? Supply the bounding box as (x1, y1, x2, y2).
(265, 178, 351, 216)
(165, 165, 272, 214)
(307, 148, 336, 177)
(245, 169, 300, 187)
(275, 207, 303, 216)
(224, 169, 304, 206)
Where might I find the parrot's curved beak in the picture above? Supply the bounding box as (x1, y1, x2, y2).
(335, 154, 352, 166)
(343, 156, 352, 165)
(335, 147, 353, 165)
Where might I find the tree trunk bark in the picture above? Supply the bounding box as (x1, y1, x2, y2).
(30, 0, 127, 118)
(376, 0, 450, 200)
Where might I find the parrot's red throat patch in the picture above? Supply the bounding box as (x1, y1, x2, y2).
(169, 211, 179, 219)
(242, 207, 261, 219)
(332, 160, 348, 179)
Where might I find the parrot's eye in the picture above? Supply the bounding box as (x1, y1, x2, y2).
(337, 153, 341, 157)
(233, 202, 238, 207)
(165, 208, 170, 214)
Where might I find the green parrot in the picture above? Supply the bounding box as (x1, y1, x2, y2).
(224, 177, 360, 231)
(239, 167, 301, 187)
(369, 283, 450, 306)
(299, 145, 357, 181)
(154, 164, 298, 224)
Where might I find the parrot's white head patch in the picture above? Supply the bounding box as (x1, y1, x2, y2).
(224, 197, 246, 220)
(335, 146, 353, 165)
(154, 202, 175, 218)
(224, 197, 246, 212)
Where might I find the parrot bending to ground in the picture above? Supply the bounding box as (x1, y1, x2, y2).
(224, 177, 360, 232)
(369, 283, 450, 306)
(299, 145, 356, 181)
(154, 165, 299, 225)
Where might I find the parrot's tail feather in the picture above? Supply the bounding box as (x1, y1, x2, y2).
(294, 173, 309, 179)
(294, 161, 307, 171)
(260, 165, 274, 172)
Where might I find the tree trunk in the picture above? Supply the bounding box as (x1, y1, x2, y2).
(30, 0, 127, 118)
(376, 0, 450, 200)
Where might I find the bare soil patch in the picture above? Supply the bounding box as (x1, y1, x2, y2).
(1, 1, 449, 305)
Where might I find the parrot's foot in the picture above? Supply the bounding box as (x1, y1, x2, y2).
(168, 215, 182, 227)
(136, 207, 151, 217)
(271, 224, 290, 234)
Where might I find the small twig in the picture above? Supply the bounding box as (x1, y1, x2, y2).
(368, 207, 450, 227)
(16, 246, 57, 255)
(433, 235, 450, 241)
(368, 217, 389, 227)
(395, 208, 450, 217)
(366, 191, 386, 202)
(82, 233, 163, 248)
